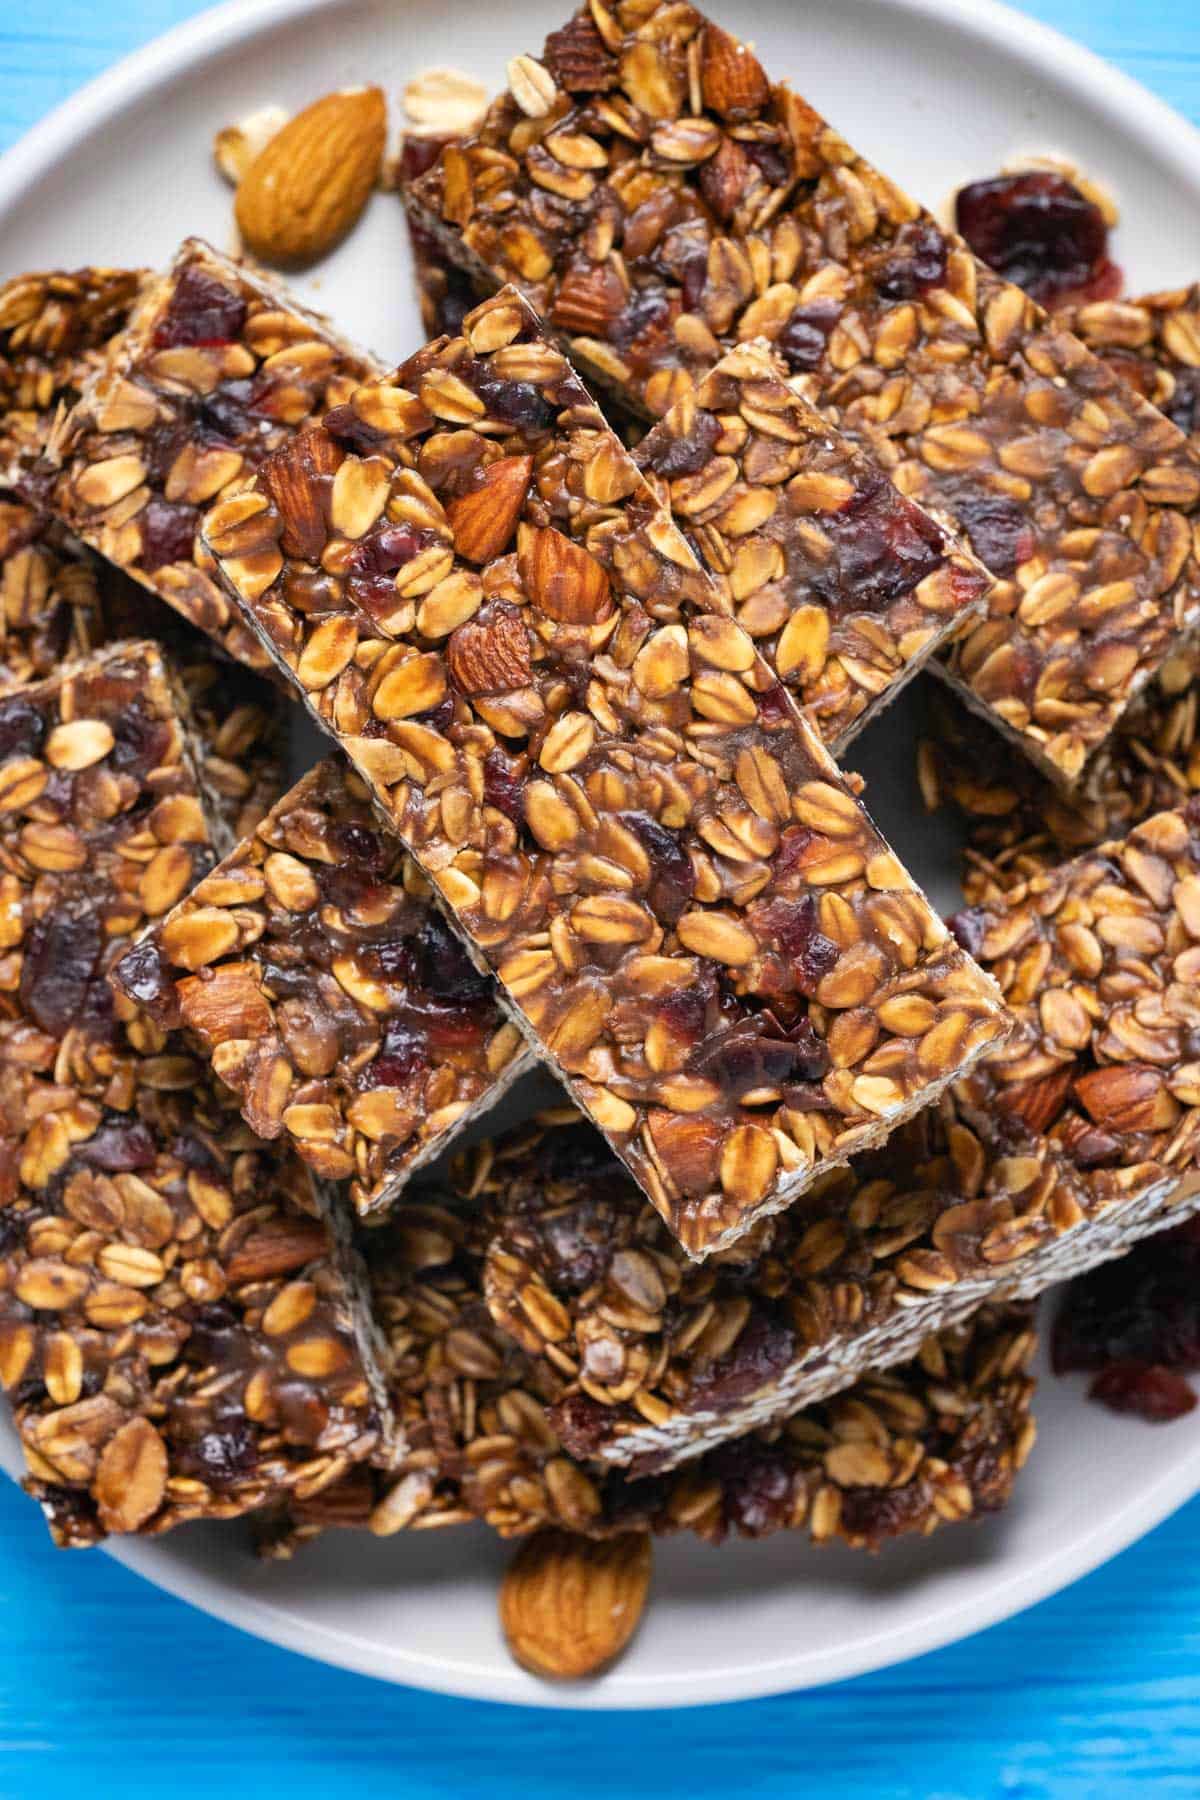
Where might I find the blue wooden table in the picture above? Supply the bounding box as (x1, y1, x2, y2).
(1, 3, 1200, 1794)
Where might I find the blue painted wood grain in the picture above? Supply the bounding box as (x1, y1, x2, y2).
(0, 3, 1199, 1794)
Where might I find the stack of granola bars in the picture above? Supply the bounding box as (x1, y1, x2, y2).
(1, 0, 1199, 1678)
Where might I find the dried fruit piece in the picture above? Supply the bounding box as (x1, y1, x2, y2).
(956, 169, 1119, 310)
(499, 1529, 652, 1679)
(235, 87, 387, 267)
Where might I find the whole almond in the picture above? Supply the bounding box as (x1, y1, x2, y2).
(500, 1529, 652, 1680)
(446, 454, 533, 563)
(518, 524, 612, 624)
(447, 604, 532, 694)
(700, 24, 771, 121)
(235, 87, 387, 268)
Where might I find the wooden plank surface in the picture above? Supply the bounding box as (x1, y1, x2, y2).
(0, 3, 1198, 1794)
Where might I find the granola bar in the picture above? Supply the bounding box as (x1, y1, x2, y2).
(406, 223, 991, 751)
(201, 288, 1009, 1259)
(32, 238, 384, 675)
(112, 759, 533, 1216)
(951, 805, 1200, 1210)
(0, 646, 392, 1544)
(0, 266, 146, 480)
(0, 1055, 391, 1546)
(404, 6, 1200, 786)
(634, 347, 990, 751)
(257, 1168, 1036, 1555)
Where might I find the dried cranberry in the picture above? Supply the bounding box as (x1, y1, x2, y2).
(755, 895, 839, 996)
(1053, 1224, 1200, 1374)
(368, 1021, 427, 1088)
(709, 1438, 793, 1536)
(538, 1200, 617, 1290)
(654, 981, 710, 1047)
(482, 749, 527, 823)
(691, 1017, 829, 1097)
(77, 1119, 158, 1172)
(839, 1480, 930, 1542)
(350, 524, 436, 578)
(776, 297, 841, 373)
(639, 408, 722, 479)
(471, 365, 554, 432)
(419, 694, 457, 735)
(874, 221, 949, 300)
(612, 286, 672, 351)
(18, 907, 105, 1037)
(955, 172, 1117, 308)
(680, 255, 708, 313)
(172, 1133, 221, 1175)
(123, 915, 182, 995)
(153, 266, 248, 349)
(755, 683, 792, 729)
(178, 1418, 260, 1487)
(195, 380, 258, 443)
(948, 906, 987, 959)
(111, 701, 170, 780)
(813, 468, 946, 613)
(744, 139, 790, 190)
(138, 497, 199, 573)
(952, 487, 1035, 578)
(1166, 368, 1200, 439)
(623, 812, 694, 922)
(347, 524, 439, 617)
(404, 912, 491, 1007)
(0, 694, 45, 761)
(552, 1391, 612, 1459)
(690, 1309, 795, 1410)
(333, 822, 387, 873)
(142, 418, 193, 487)
(1088, 1363, 1196, 1422)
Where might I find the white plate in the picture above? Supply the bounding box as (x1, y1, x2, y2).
(1, 0, 1200, 1712)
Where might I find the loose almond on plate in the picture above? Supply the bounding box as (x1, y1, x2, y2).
(499, 1530, 653, 1680)
(235, 86, 387, 267)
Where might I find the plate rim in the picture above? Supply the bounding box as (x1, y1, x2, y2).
(2, 0, 1200, 1710)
